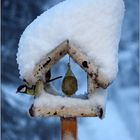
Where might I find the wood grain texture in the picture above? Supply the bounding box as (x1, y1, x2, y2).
(61, 117, 77, 140)
(33, 40, 109, 88)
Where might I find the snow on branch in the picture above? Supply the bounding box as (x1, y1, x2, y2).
(29, 88, 107, 119)
(29, 76, 107, 119)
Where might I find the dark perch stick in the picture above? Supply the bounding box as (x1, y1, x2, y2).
(46, 76, 63, 83)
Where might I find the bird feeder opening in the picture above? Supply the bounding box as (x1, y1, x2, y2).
(51, 55, 87, 97)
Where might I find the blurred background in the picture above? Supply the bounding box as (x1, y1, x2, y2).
(1, 0, 139, 140)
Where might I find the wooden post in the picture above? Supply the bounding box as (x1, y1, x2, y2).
(61, 117, 77, 140)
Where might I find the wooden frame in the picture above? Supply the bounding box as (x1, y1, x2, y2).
(28, 40, 109, 140)
(33, 40, 109, 89)
(29, 86, 103, 118)
(29, 40, 108, 118)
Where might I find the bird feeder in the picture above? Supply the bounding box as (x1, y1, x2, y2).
(27, 40, 108, 140)
(16, 0, 124, 139)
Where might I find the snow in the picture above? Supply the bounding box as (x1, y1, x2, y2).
(33, 88, 107, 118)
(63, 132, 75, 140)
(89, 88, 108, 118)
(2, 0, 138, 139)
(16, 0, 125, 83)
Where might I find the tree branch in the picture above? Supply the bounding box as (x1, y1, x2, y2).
(28, 90, 103, 118)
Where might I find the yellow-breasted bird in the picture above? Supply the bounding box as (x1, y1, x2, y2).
(62, 63, 78, 96)
(16, 80, 44, 96)
(16, 75, 62, 96)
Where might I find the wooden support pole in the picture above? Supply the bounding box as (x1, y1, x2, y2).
(61, 117, 77, 140)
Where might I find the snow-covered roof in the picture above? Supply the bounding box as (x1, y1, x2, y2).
(16, 0, 124, 83)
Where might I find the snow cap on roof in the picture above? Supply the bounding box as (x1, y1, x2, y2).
(17, 0, 125, 83)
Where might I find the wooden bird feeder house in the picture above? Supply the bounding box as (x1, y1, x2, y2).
(28, 40, 110, 140)
(16, 0, 124, 138)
